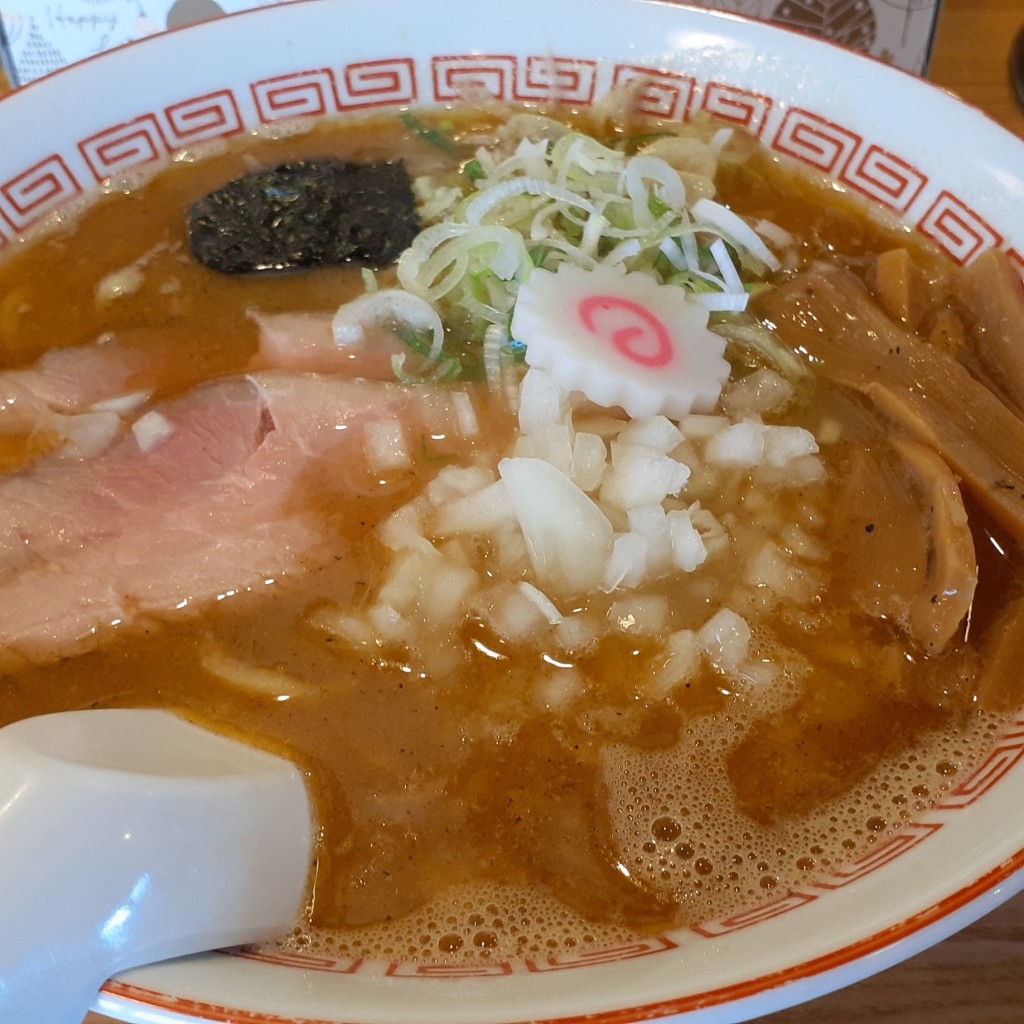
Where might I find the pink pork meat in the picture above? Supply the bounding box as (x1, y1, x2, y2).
(0, 371, 411, 668)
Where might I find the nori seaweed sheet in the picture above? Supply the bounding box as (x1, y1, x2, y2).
(188, 159, 421, 274)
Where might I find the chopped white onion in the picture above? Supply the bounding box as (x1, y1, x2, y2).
(680, 414, 730, 440)
(433, 480, 516, 536)
(425, 464, 495, 505)
(482, 323, 506, 390)
(600, 442, 690, 510)
(571, 432, 608, 492)
(617, 415, 683, 455)
(363, 418, 411, 473)
(626, 504, 673, 576)
(649, 630, 701, 698)
(721, 369, 795, 419)
(96, 265, 144, 303)
(698, 607, 751, 674)
(554, 613, 600, 654)
(513, 422, 575, 478)
(378, 498, 435, 553)
(484, 582, 551, 642)
(89, 391, 150, 415)
(667, 509, 708, 573)
(498, 456, 614, 598)
(132, 410, 175, 453)
(421, 557, 479, 626)
(57, 410, 122, 458)
(518, 366, 568, 435)
(603, 531, 648, 591)
(744, 540, 818, 604)
(704, 419, 765, 467)
(609, 594, 670, 635)
(368, 602, 407, 642)
(451, 390, 480, 437)
(762, 425, 819, 467)
(534, 668, 584, 711)
(517, 581, 563, 624)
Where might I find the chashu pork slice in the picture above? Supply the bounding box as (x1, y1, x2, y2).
(0, 371, 413, 668)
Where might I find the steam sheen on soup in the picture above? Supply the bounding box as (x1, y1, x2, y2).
(2, 101, 1024, 964)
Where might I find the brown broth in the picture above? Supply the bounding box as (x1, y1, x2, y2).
(0, 108, 1019, 965)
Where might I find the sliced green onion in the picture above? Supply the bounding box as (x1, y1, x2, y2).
(400, 111, 458, 154)
(341, 119, 785, 390)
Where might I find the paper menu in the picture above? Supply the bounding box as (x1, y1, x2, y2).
(0, 0, 943, 87)
(0, 1, 296, 85)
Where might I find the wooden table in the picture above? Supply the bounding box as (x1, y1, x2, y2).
(929, 0, 1024, 140)
(72, 1, 1024, 1021)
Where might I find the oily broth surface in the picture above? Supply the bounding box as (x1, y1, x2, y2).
(0, 113, 470, 372)
(0, 109, 1020, 965)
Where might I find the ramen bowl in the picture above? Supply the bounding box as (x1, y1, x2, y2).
(2, 1, 1024, 1022)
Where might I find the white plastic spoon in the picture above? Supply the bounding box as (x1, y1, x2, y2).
(0, 708, 313, 1024)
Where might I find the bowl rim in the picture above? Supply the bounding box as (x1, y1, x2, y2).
(1, 2, 1023, 1023)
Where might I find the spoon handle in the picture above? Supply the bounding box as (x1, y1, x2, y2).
(0, 710, 312, 1024)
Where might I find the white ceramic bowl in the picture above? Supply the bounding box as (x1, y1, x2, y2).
(2, 2, 1023, 1022)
